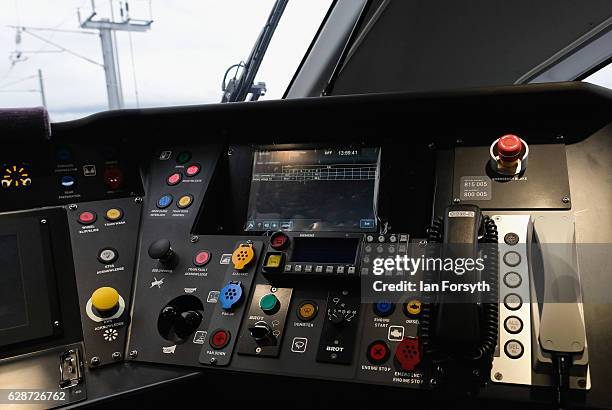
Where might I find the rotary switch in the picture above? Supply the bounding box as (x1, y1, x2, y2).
(148, 239, 179, 268)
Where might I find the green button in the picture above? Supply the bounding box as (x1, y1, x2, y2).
(176, 151, 192, 165)
(259, 293, 279, 313)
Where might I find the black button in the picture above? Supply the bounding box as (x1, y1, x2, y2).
(504, 232, 520, 245)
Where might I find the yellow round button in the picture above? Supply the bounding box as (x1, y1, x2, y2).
(405, 299, 422, 316)
(105, 208, 123, 221)
(177, 194, 194, 209)
(298, 301, 318, 321)
(91, 287, 120, 311)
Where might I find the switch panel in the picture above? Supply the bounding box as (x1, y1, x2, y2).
(237, 285, 293, 357)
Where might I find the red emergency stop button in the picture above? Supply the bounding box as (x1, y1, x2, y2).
(367, 340, 390, 365)
(167, 172, 182, 186)
(210, 329, 230, 349)
(193, 250, 211, 267)
(78, 211, 97, 225)
(497, 134, 523, 162)
(185, 164, 201, 177)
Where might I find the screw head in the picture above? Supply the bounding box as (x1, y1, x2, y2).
(129, 350, 138, 359)
(135, 197, 143, 204)
(112, 352, 122, 360)
(68, 204, 78, 211)
(453, 198, 460, 204)
(90, 357, 100, 366)
(40, 219, 47, 224)
(210, 357, 217, 364)
(562, 197, 570, 204)
(494, 372, 503, 381)
(578, 379, 586, 388)
(190, 235, 199, 243)
(53, 321, 60, 327)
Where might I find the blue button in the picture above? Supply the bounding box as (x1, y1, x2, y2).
(60, 175, 75, 188)
(157, 194, 173, 209)
(374, 302, 394, 317)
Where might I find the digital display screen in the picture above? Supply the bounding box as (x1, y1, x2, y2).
(0, 234, 28, 332)
(291, 237, 360, 264)
(245, 147, 380, 232)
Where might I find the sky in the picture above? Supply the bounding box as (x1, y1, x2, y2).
(0, 0, 332, 121)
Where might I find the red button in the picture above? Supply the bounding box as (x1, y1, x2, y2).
(78, 211, 97, 225)
(167, 172, 182, 186)
(395, 337, 420, 371)
(210, 329, 230, 349)
(185, 164, 201, 177)
(367, 340, 390, 364)
(270, 232, 289, 250)
(497, 134, 523, 162)
(194, 251, 211, 267)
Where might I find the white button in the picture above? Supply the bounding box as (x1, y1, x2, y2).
(504, 340, 524, 359)
(337, 266, 345, 274)
(315, 265, 323, 273)
(98, 248, 117, 264)
(504, 293, 522, 310)
(504, 316, 523, 334)
(503, 251, 522, 267)
(294, 265, 302, 272)
(304, 265, 313, 273)
(503, 272, 522, 288)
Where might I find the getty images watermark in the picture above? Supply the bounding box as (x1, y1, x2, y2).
(370, 253, 490, 293)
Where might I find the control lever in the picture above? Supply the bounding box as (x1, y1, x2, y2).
(529, 216, 588, 409)
(148, 239, 179, 268)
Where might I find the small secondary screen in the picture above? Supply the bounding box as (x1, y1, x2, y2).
(245, 147, 380, 232)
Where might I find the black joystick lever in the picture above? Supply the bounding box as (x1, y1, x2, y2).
(148, 239, 179, 268)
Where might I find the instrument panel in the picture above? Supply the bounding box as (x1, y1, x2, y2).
(1, 82, 611, 409)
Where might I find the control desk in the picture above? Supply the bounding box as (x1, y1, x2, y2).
(1, 82, 612, 409)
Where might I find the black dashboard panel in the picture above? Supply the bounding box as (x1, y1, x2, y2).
(1, 82, 612, 409)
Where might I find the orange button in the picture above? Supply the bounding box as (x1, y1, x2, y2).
(297, 301, 318, 321)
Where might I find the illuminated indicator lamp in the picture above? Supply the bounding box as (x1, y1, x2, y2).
(78, 211, 97, 225)
(262, 252, 284, 272)
(403, 299, 422, 317)
(270, 231, 289, 250)
(373, 301, 395, 317)
(60, 175, 75, 188)
(157, 194, 173, 209)
(367, 340, 390, 365)
(166, 172, 182, 186)
(297, 301, 318, 321)
(104, 166, 124, 190)
(489, 134, 529, 176)
(185, 164, 201, 177)
(193, 250, 211, 267)
(105, 208, 123, 222)
(176, 151, 192, 165)
(2, 164, 32, 189)
(177, 194, 194, 209)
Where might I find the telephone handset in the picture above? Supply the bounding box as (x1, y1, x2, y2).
(421, 204, 499, 389)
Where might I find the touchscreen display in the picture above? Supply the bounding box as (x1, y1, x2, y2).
(245, 147, 380, 232)
(0, 234, 28, 331)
